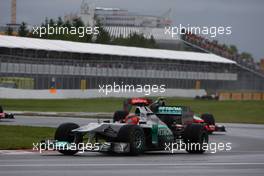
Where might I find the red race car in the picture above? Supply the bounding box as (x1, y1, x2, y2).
(115, 97, 225, 134)
(0, 106, 15, 119)
(193, 113, 225, 134)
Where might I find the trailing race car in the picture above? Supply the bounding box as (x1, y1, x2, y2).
(41, 102, 209, 155)
(121, 97, 226, 134)
(193, 113, 225, 134)
(0, 106, 14, 119)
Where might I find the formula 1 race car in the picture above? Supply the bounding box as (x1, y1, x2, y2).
(0, 106, 14, 119)
(193, 113, 226, 134)
(121, 97, 225, 134)
(193, 114, 225, 134)
(41, 102, 209, 155)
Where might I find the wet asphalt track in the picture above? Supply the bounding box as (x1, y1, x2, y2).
(0, 116, 264, 176)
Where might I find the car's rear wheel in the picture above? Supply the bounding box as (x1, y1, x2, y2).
(117, 125, 145, 155)
(201, 113, 215, 134)
(183, 124, 208, 154)
(54, 123, 82, 155)
(5, 113, 14, 119)
(201, 113, 215, 125)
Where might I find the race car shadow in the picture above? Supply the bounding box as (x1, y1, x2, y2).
(41, 151, 209, 157)
(210, 133, 226, 136)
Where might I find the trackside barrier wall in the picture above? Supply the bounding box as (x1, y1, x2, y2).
(218, 92, 231, 101)
(242, 92, 252, 100)
(231, 93, 242, 100)
(0, 88, 206, 99)
(252, 93, 262, 100)
(218, 92, 264, 101)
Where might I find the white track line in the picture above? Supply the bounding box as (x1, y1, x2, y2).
(0, 163, 264, 167)
(0, 150, 36, 155)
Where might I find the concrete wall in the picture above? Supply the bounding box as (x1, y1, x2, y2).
(0, 88, 206, 99)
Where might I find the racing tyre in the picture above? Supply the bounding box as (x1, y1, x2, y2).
(201, 113, 215, 134)
(201, 113, 215, 125)
(183, 124, 208, 154)
(201, 114, 215, 134)
(54, 123, 82, 155)
(113, 110, 128, 122)
(5, 113, 14, 119)
(117, 125, 145, 155)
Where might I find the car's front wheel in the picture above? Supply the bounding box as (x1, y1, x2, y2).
(54, 123, 82, 155)
(117, 125, 145, 155)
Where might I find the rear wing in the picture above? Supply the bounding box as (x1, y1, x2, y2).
(128, 98, 153, 106)
(123, 98, 153, 111)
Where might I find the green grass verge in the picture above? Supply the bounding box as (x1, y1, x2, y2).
(1, 98, 123, 112)
(165, 98, 264, 124)
(1, 98, 264, 124)
(0, 125, 55, 150)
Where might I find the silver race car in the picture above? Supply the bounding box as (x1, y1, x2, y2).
(41, 102, 209, 155)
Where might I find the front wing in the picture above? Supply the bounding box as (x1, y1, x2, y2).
(40, 140, 130, 154)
